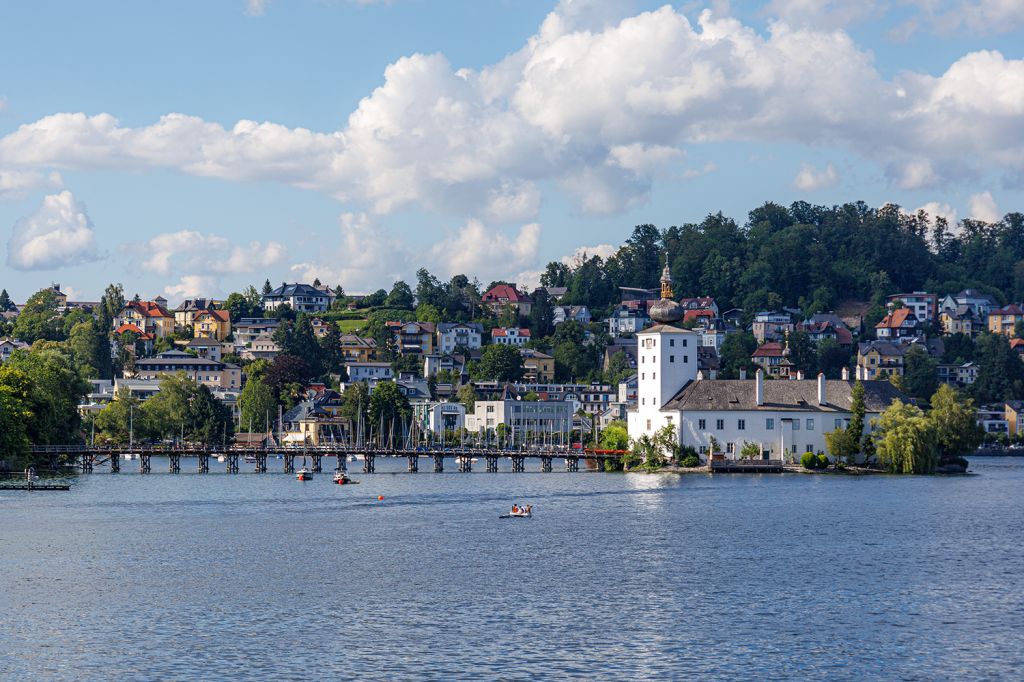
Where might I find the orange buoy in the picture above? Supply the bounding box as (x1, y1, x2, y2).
(378, 495, 384, 501)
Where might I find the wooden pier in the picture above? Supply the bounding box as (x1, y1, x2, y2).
(29, 444, 621, 475)
(709, 458, 785, 473)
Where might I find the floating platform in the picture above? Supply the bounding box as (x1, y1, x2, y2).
(0, 482, 71, 491)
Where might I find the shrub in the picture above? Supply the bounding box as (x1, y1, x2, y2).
(816, 453, 829, 469)
(680, 454, 700, 468)
(801, 452, 817, 469)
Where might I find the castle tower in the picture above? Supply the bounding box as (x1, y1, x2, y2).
(628, 262, 698, 440)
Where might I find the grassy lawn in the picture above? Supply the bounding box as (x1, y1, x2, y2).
(336, 319, 367, 333)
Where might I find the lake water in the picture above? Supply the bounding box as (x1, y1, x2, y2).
(2, 456, 1022, 680)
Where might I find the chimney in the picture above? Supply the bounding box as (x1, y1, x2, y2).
(739, 369, 747, 381)
(841, 367, 850, 381)
(755, 369, 764, 406)
(817, 372, 826, 405)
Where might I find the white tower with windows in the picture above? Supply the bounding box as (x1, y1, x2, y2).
(627, 263, 699, 440)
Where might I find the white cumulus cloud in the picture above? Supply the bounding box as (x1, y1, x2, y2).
(793, 162, 839, 191)
(968, 191, 1001, 222)
(6, 191, 99, 270)
(0, 170, 62, 200)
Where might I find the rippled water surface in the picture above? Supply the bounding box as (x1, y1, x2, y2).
(2, 456, 1023, 680)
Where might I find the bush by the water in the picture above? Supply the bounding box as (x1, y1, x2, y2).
(680, 454, 700, 468)
(816, 453, 829, 469)
(801, 452, 817, 469)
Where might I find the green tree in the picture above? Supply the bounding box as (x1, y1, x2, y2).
(66, 319, 105, 379)
(847, 380, 871, 457)
(972, 333, 1024, 402)
(0, 366, 33, 464)
(825, 427, 858, 464)
(4, 347, 88, 445)
(0, 288, 15, 312)
(787, 330, 816, 375)
(528, 289, 554, 338)
(902, 345, 939, 401)
(94, 394, 152, 444)
(929, 385, 982, 464)
(816, 339, 851, 379)
(239, 375, 276, 433)
(384, 281, 414, 309)
(719, 331, 757, 379)
(457, 383, 478, 411)
(318, 323, 344, 375)
(598, 420, 629, 450)
(341, 381, 371, 428)
(415, 303, 441, 324)
(871, 401, 938, 474)
(12, 289, 63, 344)
(472, 344, 525, 382)
(368, 381, 411, 443)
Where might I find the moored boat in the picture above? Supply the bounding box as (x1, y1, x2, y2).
(333, 471, 357, 485)
(296, 467, 313, 481)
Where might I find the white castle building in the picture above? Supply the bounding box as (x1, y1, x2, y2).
(627, 265, 903, 462)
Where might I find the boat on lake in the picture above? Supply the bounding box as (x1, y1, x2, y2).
(296, 467, 313, 481)
(333, 471, 357, 485)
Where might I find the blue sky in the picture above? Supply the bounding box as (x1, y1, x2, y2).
(1, 0, 1022, 302)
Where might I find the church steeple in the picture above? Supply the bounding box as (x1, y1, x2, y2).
(649, 255, 683, 325)
(660, 262, 673, 300)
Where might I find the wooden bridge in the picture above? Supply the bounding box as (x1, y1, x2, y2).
(29, 444, 621, 475)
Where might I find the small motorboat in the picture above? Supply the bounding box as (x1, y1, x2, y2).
(296, 467, 313, 481)
(244, 455, 257, 464)
(122, 453, 139, 461)
(217, 455, 226, 463)
(500, 505, 533, 519)
(333, 471, 358, 485)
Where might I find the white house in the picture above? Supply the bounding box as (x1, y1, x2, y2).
(436, 322, 483, 354)
(0, 336, 28, 363)
(607, 306, 650, 337)
(491, 327, 530, 347)
(346, 361, 394, 384)
(424, 401, 466, 433)
(553, 306, 592, 326)
(263, 283, 335, 313)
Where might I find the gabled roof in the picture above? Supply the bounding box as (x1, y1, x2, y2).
(195, 309, 230, 323)
(437, 322, 484, 334)
(663, 379, 906, 413)
(265, 283, 333, 299)
(679, 297, 716, 309)
(122, 301, 173, 319)
(113, 323, 155, 341)
(175, 298, 212, 312)
(876, 308, 918, 329)
(482, 283, 531, 303)
(683, 309, 715, 323)
(340, 334, 376, 348)
(492, 327, 530, 337)
(1010, 338, 1024, 352)
(752, 342, 785, 358)
(858, 341, 905, 357)
(991, 304, 1024, 316)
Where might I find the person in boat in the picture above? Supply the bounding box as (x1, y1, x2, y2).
(512, 504, 519, 514)
(525, 505, 532, 515)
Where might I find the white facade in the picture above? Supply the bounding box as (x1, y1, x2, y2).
(436, 323, 483, 354)
(492, 328, 530, 346)
(346, 362, 394, 383)
(678, 407, 854, 459)
(465, 399, 574, 436)
(627, 326, 699, 440)
(425, 402, 466, 433)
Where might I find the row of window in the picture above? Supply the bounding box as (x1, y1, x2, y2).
(693, 417, 848, 431)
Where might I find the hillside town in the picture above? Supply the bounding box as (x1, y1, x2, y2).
(2, 212, 1023, 473)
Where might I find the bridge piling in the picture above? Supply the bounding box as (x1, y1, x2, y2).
(255, 453, 267, 473)
(283, 454, 294, 474)
(169, 453, 181, 474)
(566, 456, 579, 472)
(226, 454, 239, 474)
(363, 454, 375, 474)
(109, 454, 120, 474)
(433, 454, 444, 473)
(334, 456, 345, 473)
(458, 455, 472, 473)
(311, 454, 322, 473)
(80, 453, 93, 474)
(511, 456, 525, 473)
(407, 455, 418, 473)
(198, 453, 209, 474)
(140, 454, 151, 474)
(541, 456, 552, 473)
(485, 455, 498, 473)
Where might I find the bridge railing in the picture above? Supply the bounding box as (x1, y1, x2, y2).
(30, 444, 619, 458)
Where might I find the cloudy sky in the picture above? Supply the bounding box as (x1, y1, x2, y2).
(1, 0, 1022, 303)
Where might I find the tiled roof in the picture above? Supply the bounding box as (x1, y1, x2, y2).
(683, 309, 715, 323)
(492, 328, 530, 337)
(124, 301, 173, 318)
(858, 341, 905, 357)
(663, 378, 906, 413)
(482, 283, 531, 303)
(991, 304, 1024, 316)
(876, 308, 916, 329)
(437, 322, 484, 334)
(752, 342, 785, 358)
(266, 283, 332, 299)
(196, 309, 230, 323)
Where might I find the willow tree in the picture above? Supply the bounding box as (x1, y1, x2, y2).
(871, 401, 938, 474)
(929, 385, 982, 464)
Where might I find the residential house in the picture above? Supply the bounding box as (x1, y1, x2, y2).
(751, 342, 793, 378)
(340, 334, 377, 363)
(423, 401, 466, 433)
(0, 336, 28, 363)
(798, 314, 854, 347)
(534, 286, 567, 303)
(1005, 401, 1024, 437)
(721, 308, 744, 326)
(604, 338, 639, 373)
(113, 378, 163, 402)
(78, 379, 115, 417)
(241, 334, 280, 361)
(193, 309, 232, 341)
(263, 283, 335, 313)
(45, 283, 69, 308)
(423, 353, 468, 381)
(310, 318, 333, 339)
(465, 393, 574, 437)
(977, 405, 1009, 435)
(875, 307, 921, 341)
(988, 304, 1024, 337)
(856, 341, 905, 380)
(698, 346, 721, 380)
(386, 321, 435, 355)
(679, 297, 720, 317)
(481, 283, 532, 316)
(618, 374, 638, 406)
(887, 292, 938, 324)
(345, 361, 394, 384)
(607, 305, 651, 336)
(436, 322, 483, 354)
(700, 318, 732, 351)
(114, 300, 175, 339)
(1012, 338, 1024, 361)
(552, 305, 592, 326)
(575, 382, 616, 416)
(235, 318, 280, 346)
(939, 305, 981, 336)
(940, 289, 997, 319)
(174, 298, 216, 330)
(619, 286, 657, 302)
(280, 399, 349, 445)
(113, 323, 155, 356)
(521, 349, 555, 383)
(186, 337, 225, 362)
(491, 327, 530, 347)
(752, 311, 794, 343)
(133, 350, 241, 390)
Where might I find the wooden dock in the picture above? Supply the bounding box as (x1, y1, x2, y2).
(0, 482, 71, 491)
(709, 458, 785, 473)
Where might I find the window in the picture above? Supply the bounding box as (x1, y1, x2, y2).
(684, 355, 689, 363)
(653, 372, 656, 379)
(683, 339, 688, 347)
(834, 419, 844, 430)
(726, 442, 735, 453)
(641, 373, 645, 380)
(793, 420, 800, 431)
(716, 419, 724, 430)
(806, 444, 814, 453)
(670, 355, 675, 363)
(698, 419, 706, 430)
(670, 339, 675, 347)
(699, 445, 707, 454)
(646, 419, 651, 430)
(738, 419, 745, 430)
(806, 419, 814, 431)
(766, 418, 775, 430)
